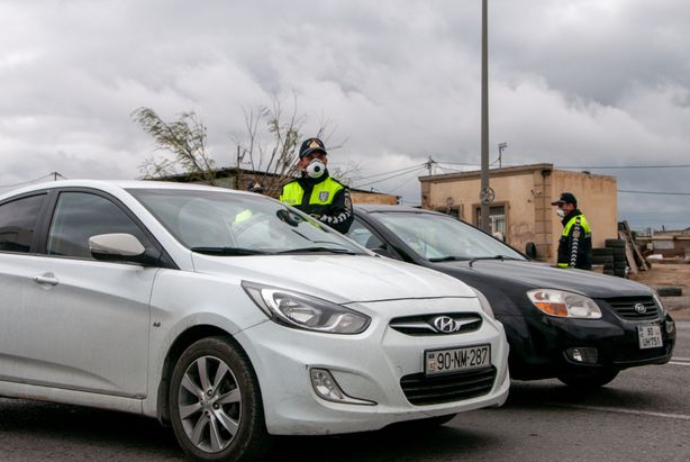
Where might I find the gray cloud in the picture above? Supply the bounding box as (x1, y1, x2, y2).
(0, 0, 688, 228)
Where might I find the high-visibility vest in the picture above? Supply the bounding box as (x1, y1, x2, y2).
(280, 177, 345, 211)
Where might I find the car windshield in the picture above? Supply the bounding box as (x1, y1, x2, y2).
(372, 211, 526, 261)
(128, 188, 365, 255)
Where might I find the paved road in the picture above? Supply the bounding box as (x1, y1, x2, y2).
(1, 322, 688, 462)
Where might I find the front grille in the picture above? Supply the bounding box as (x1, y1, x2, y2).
(389, 313, 482, 336)
(603, 297, 660, 320)
(400, 366, 496, 406)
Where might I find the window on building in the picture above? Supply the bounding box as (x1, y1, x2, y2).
(475, 205, 507, 241)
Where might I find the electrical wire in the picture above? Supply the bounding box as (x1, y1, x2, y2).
(348, 163, 426, 182)
(352, 165, 427, 188)
(0, 173, 58, 189)
(618, 189, 690, 196)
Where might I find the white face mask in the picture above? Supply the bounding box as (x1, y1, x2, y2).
(556, 209, 566, 218)
(306, 159, 326, 179)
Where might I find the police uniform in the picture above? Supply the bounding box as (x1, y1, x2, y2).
(280, 138, 354, 234)
(556, 209, 592, 270)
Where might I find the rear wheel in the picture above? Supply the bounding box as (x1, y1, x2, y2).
(169, 337, 271, 462)
(557, 368, 619, 389)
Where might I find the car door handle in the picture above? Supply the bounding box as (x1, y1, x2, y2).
(33, 273, 59, 287)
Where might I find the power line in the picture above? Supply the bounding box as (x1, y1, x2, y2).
(349, 163, 426, 182)
(0, 173, 60, 189)
(618, 189, 690, 196)
(352, 165, 426, 189)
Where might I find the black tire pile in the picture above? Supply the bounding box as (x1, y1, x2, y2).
(592, 239, 627, 277)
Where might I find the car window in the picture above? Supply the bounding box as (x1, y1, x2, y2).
(0, 194, 47, 253)
(46, 192, 153, 259)
(346, 219, 384, 250)
(129, 189, 366, 255)
(373, 211, 525, 261)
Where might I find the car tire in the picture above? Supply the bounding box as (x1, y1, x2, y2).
(170, 336, 271, 462)
(557, 368, 619, 389)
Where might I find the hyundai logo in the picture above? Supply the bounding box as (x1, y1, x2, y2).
(634, 303, 647, 314)
(432, 316, 461, 334)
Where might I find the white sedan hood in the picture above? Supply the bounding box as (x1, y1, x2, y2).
(191, 254, 476, 303)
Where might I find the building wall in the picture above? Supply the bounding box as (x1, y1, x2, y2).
(421, 167, 538, 256)
(351, 191, 399, 205)
(420, 164, 618, 263)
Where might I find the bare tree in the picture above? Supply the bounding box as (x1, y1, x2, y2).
(133, 95, 357, 197)
(234, 94, 304, 197)
(133, 107, 218, 185)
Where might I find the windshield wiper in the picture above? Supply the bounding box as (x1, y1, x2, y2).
(429, 256, 469, 262)
(191, 247, 271, 256)
(277, 246, 358, 255)
(468, 255, 523, 267)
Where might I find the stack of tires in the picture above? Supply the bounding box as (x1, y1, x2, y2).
(592, 239, 628, 277)
(592, 247, 615, 276)
(605, 239, 627, 278)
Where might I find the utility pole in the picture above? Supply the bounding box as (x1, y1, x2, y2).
(425, 156, 437, 176)
(479, 0, 491, 232)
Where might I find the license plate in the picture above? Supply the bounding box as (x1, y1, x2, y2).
(638, 325, 663, 350)
(425, 345, 491, 376)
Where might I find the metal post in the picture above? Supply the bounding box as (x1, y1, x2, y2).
(480, 0, 491, 232)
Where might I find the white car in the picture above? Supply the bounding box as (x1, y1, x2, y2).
(0, 180, 509, 462)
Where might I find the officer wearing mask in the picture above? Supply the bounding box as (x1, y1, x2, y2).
(280, 137, 354, 234)
(551, 192, 592, 270)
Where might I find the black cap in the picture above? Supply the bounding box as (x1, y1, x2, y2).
(247, 181, 265, 193)
(551, 192, 577, 207)
(299, 137, 327, 158)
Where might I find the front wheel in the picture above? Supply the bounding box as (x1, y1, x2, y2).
(557, 368, 619, 389)
(169, 337, 271, 462)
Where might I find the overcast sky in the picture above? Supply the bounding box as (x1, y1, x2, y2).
(1, 0, 688, 229)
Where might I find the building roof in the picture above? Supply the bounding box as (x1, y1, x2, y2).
(419, 162, 615, 183)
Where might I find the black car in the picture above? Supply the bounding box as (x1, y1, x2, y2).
(348, 205, 676, 388)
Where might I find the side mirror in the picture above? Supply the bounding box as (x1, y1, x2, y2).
(525, 241, 538, 260)
(89, 233, 146, 263)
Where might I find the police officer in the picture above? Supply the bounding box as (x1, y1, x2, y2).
(551, 192, 592, 270)
(280, 137, 353, 234)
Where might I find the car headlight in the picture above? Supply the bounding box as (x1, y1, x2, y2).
(527, 289, 602, 319)
(472, 288, 495, 320)
(242, 281, 371, 334)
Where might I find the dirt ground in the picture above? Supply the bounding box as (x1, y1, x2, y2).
(628, 262, 690, 319)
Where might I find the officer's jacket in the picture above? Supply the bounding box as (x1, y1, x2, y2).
(279, 174, 354, 234)
(557, 210, 592, 269)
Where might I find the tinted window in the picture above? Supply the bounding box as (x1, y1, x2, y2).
(346, 219, 384, 250)
(373, 211, 525, 261)
(0, 194, 46, 253)
(47, 192, 152, 259)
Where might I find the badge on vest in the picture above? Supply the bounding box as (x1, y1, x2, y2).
(319, 191, 330, 202)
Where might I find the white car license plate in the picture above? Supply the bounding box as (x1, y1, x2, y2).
(425, 345, 491, 376)
(638, 325, 663, 350)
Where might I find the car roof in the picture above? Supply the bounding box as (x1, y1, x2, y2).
(0, 179, 252, 201)
(354, 203, 445, 216)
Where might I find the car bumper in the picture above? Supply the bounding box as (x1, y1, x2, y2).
(236, 301, 510, 435)
(502, 310, 676, 380)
